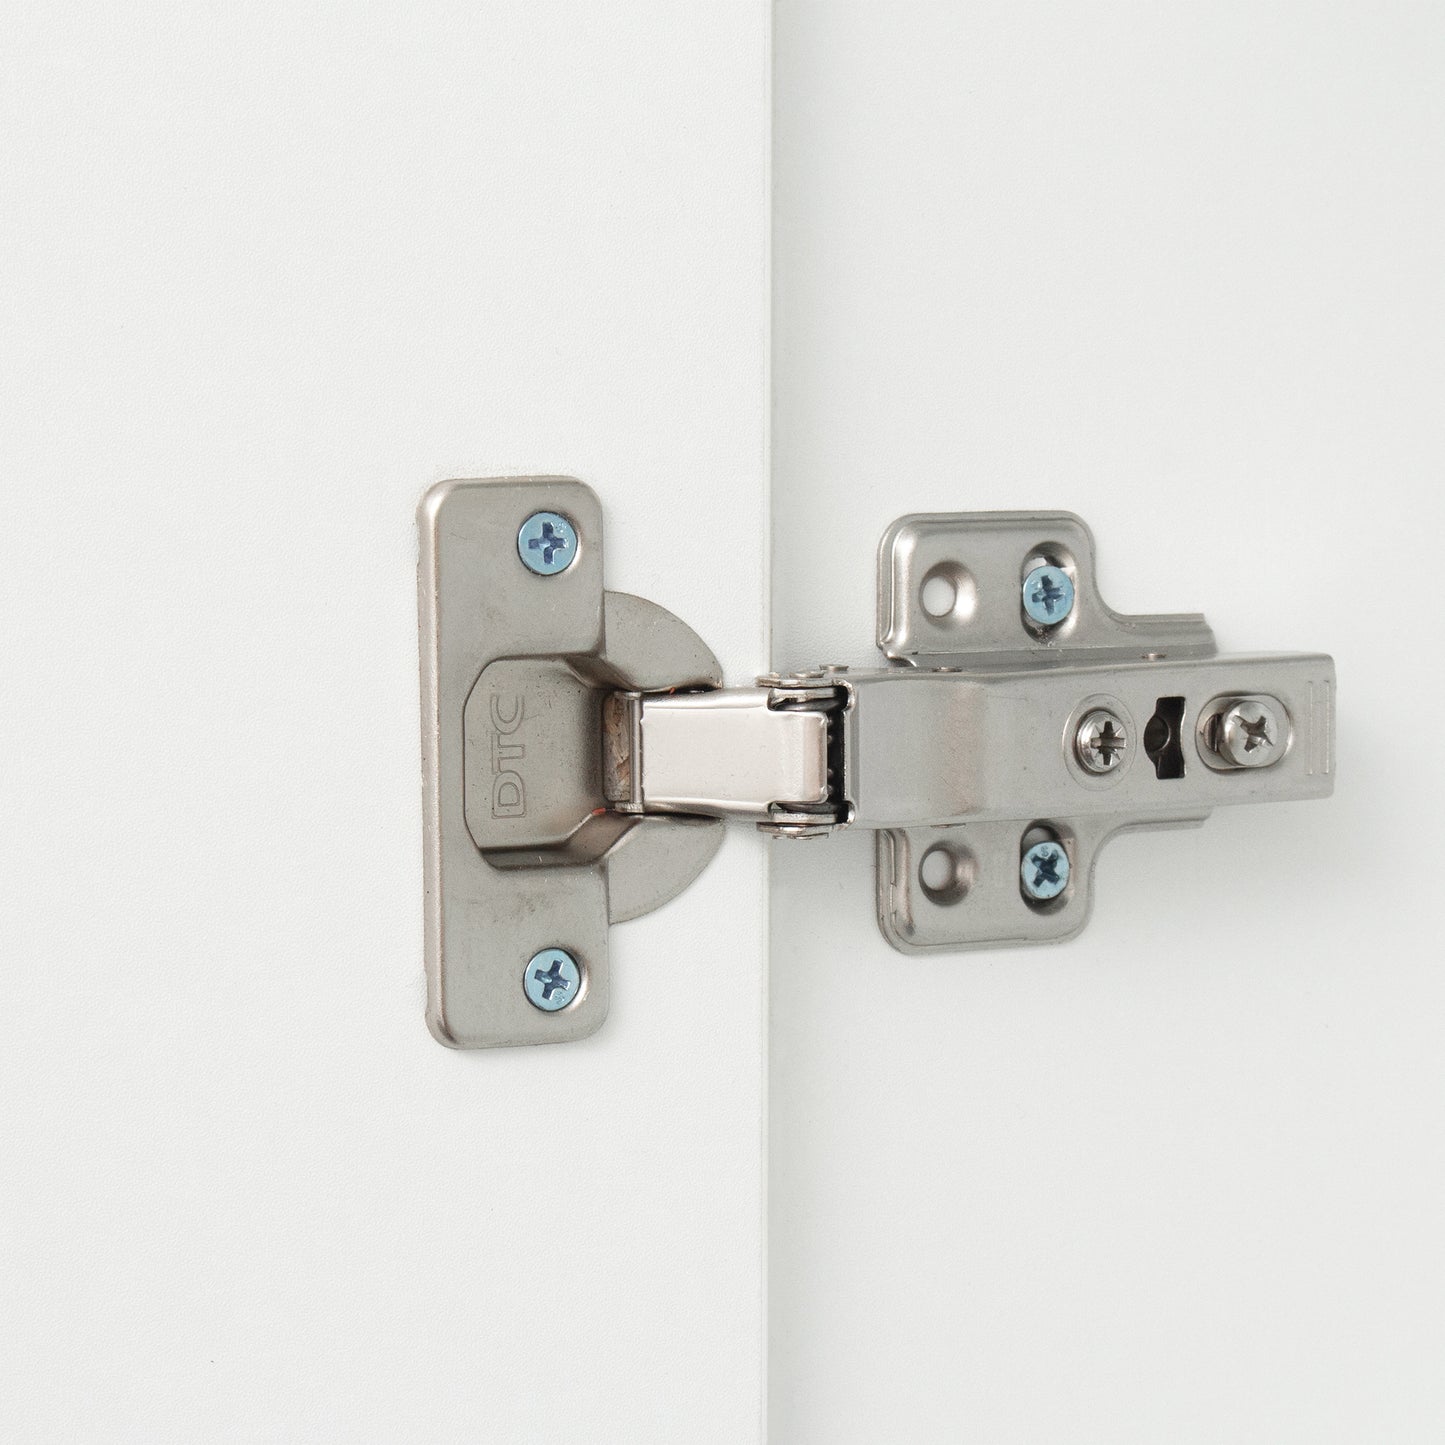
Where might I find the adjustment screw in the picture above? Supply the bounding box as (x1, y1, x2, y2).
(1075, 708, 1129, 774)
(1022, 565, 1075, 627)
(523, 948, 581, 1011)
(518, 511, 578, 576)
(1213, 698, 1286, 769)
(1020, 840, 1070, 901)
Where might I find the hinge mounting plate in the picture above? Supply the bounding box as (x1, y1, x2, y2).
(865, 511, 1333, 950)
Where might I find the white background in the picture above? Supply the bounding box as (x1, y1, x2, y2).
(1, 3, 769, 1441)
(772, 3, 1445, 1442)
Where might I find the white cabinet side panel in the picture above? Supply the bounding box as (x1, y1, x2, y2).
(772, 4, 1445, 1442)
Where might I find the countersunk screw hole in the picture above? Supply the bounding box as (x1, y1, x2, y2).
(921, 574, 956, 618)
(919, 562, 977, 626)
(918, 842, 976, 906)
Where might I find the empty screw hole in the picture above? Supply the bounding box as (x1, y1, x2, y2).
(921, 575, 955, 618)
(918, 562, 977, 625)
(918, 842, 975, 906)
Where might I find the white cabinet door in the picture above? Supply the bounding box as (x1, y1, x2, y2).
(0, 4, 769, 1441)
(771, 5, 1445, 1442)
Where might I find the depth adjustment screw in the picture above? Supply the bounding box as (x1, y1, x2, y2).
(1075, 708, 1128, 774)
(524, 948, 581, 1011)
(1020, 840, 1070, 901)
(518, 511, 578, 576)
(1022, 564, 1075, 628)
(1211, 697, 1286, 769)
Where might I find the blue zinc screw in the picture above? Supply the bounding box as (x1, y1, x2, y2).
(518, 512, 578, 576)
(524, 948, 581, 1011)
(1022, 564, 1074, 627)
(1020, 840, 1070, 901)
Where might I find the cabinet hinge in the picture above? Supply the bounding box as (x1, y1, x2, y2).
(418, 477, 1335, 1048)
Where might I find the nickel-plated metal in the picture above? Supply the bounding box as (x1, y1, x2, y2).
(838, 654, 1327, 829)
(866, 513, 1332, 952)
(1074, 708, 1128, 774)
(418, 477, 723, 1049)
(878, 512, 1215, 666)
(421, 489, 1337, 1045)
(1198, 695, 1288, 770)
(603, 687, 832, 820)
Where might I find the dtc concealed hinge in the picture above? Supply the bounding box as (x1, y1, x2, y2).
(418, 477, 1335, 1049)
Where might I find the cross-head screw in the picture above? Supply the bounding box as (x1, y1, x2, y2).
(1020, 839, 1070, 901)
(1075, 708, 1129, 775)
(518, 511, 578, 576)
(523, 947, 581, 1011)
(1022, 564, 1075, 628)
(1211, 697, 1286, 770)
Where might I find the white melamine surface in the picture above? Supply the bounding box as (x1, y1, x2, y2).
(1, 4, 770, 1441)
(772, 5, 1445, 1441)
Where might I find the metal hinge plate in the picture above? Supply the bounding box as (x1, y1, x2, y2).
(418, 477, 725, 1048)
(865, 510, 1333, 950)
(418, 478, 1335, 1047)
